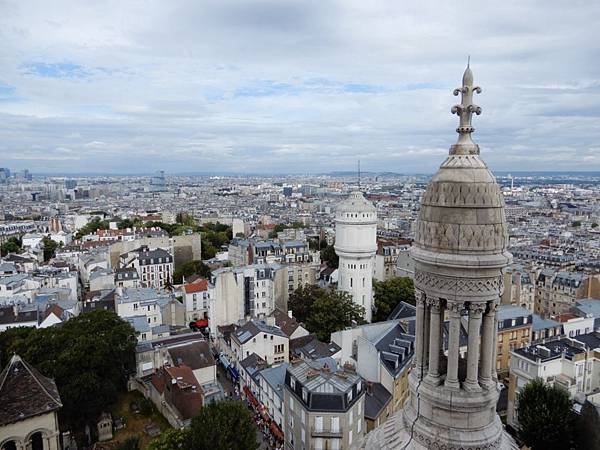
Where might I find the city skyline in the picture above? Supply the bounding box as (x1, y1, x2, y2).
(1, 1, 599, 174)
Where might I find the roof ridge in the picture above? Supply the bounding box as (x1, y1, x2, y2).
(18, 357, 62, 407)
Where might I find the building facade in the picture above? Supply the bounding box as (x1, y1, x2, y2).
(284, 359, 365, 450)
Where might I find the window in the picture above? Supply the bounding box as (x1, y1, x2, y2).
(291, 378, 296, 390)
(349, 430, 353, 445)
(331, 416, 340, 432)
(349, 409, 353, 425)
(274, 344, 285, 354)
(301, 428, 305, 443)
(301, 410, 305, 424)
(315, 416, 323, 432)
(302, 388, 308, 402)
(289, 396, 294, 410)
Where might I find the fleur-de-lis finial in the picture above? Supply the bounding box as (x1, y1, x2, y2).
(450, 60, 482, 155)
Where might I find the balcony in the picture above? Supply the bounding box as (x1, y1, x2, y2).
(311, 426, 343, 438)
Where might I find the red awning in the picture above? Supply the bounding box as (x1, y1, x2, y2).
(194, 318, 208, 328)
(270, 421, 284, 441)
(244, 386, 259, 407)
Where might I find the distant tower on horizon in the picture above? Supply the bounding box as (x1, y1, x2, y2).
(334, 191, 377, 322)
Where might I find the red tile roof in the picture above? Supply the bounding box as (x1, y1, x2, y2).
(184, 279, 209, 294)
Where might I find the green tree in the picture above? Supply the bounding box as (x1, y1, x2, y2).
(42, 236, 58, 261)
(288, 284, 323, 323)
(148, 429, 188, 450)
(75, 216, 110, 239)
(115, 437, 140, 450)
(572, 221, 582, 227)
(516, 378, 574, 450)
(592, 223, 599, 228)
(185, 401, 259, 450)
(574, 400, 600, 450)
(320, 244, 339, 269)
(173, 260, 212, 284)
(0, 236, 22, 256)
(306, 290, 366, 341)
(0, 310, 136, 430)
(373, 277, 415, 322)
(176, 212, 196, 227)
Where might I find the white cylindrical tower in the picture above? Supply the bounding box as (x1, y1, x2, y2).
(334, 191, 377, 322)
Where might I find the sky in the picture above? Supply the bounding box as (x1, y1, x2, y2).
(0, 1, 599, 175)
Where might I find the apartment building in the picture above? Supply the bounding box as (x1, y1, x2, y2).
(231, 319, 290, 366)
(507, 332, 600, 430)
(180, 278, 210, 322)
(118, 246, 173, 289)
(284, 359, 365, 450)
(535, 270, 600, 317)
(496, 305, 533, 377)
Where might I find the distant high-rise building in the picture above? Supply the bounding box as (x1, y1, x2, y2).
(150, 170, 167, 192)
(0, 168, 10, 183)
(335, 191, 377, 322)
(283, 186, 293, 197)
(65, 179, 77, 190)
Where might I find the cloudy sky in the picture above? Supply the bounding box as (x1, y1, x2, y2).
(1, 1, 599, 174)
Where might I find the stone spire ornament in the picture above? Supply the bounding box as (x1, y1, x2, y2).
(361, 64, 517, 450)
(451, 60, 482, 154)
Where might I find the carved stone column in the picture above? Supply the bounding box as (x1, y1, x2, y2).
(444, 301, 463, 390)
(414, 290, 426, 378)
(479, 301, 497, 388)
(464, 302, 486, 391)
(423, 298, 430, 374)
(426, 297, 442, 385)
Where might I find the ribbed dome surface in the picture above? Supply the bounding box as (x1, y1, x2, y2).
(414, 153, 508, 256)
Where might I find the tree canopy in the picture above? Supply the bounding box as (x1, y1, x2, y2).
(320, 244, 339, 269)
(173, 260, 212, 284)
(0, 236, 21, 256)
(289, 285, 365, 341)
(42, 236, 59, 261)
(75, 216, 110, 239)
(516, 378, 575, 450)
(0, 310, 137, 431)
(147, 401, 258, 450)
(372, 277, 415, 322)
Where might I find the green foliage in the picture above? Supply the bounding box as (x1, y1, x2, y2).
(145, 221, 231, 260)
(42, 236, 59, 261)
(0, 310, 137, 430)
(115, 437, 140, 450)
(147, 428, 188, 450)
(116, 218, 144, 229)
(268, 222, 306, 238)
(516, 378, 574, 450)
(320, 244, 339, 269)
(173, 260, 212, 284)
(592, 223, 599, 228)
(176, 212, 196, 227)
(572, 221, 582, 227)
(288, 284, 322, 323)
(75, 216, 110, 239)
(138, 396, 156, 416)
(574, 401, 600, 450)
(373, 277, 415, 322)
(186, 401, 259, 450)
(0, 236, 21, 256)
(289, 285, 365, 341)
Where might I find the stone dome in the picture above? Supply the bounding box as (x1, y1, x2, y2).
(413, 153, 509, 258)
(336, 191, 377, 216)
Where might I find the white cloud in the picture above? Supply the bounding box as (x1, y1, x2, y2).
(0, 0, 599, 173)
